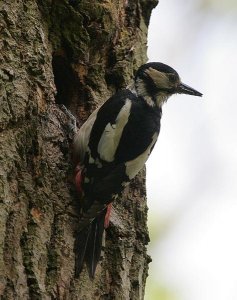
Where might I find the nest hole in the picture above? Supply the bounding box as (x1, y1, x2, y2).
(52, 54, 78, 107)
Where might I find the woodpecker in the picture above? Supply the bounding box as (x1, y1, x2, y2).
(73, 62, 202, 278)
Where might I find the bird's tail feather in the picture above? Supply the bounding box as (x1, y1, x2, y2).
(75, 209, 106, 278)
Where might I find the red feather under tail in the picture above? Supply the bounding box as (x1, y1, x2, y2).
(75, 165, 84, 195)
(104, 203, 112, 228)
(74, 166, 113, 278)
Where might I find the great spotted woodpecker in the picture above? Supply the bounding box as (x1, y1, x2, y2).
(73, 62, 202, 278)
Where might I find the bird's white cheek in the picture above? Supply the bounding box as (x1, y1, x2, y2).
(125, 133, 158, 179)
(145, 67, 170, 88)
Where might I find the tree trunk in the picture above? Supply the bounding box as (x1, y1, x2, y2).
(0, 0, 158, 299)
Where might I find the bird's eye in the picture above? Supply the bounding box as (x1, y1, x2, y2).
(169, 74, 177, 83)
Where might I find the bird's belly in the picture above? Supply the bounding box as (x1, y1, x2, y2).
(124, 132, 158, 179)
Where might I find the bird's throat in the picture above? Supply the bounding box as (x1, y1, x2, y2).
(134, 79, 169, 108)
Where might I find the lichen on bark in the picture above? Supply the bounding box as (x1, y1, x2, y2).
(0, 0, 158, 298)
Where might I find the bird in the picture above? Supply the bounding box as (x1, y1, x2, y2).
(73, 62, 202, 278)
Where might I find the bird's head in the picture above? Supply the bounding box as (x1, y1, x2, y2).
(134, 62, 202, 107)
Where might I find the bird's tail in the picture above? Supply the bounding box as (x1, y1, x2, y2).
(75, 209, 106, 278)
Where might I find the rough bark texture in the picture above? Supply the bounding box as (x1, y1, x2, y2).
(0, 0, 158, 299)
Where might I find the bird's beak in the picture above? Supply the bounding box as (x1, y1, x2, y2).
(177, 82, 202, 97)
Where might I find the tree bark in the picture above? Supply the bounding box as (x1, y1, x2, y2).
(0, 0, 158, 299)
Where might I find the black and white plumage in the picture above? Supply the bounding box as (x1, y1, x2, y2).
(73, 62, 202, 278)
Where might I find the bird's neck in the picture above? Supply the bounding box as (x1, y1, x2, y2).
(130, 79, 168, 108)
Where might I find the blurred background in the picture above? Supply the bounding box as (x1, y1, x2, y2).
(145, 0, 237, 299)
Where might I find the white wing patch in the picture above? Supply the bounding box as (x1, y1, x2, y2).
(125, 132, 158, 179)
(97, 99, 132, 162)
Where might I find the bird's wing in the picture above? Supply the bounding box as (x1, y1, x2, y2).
(87, 90, 136, 162)
(81, 89, 161, 203)
(88, 90, 161, 165)
(73, 107, 99, 165)
(73, 89, 136, 165)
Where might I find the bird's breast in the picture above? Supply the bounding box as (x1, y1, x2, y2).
(124, 132, 158, 179)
